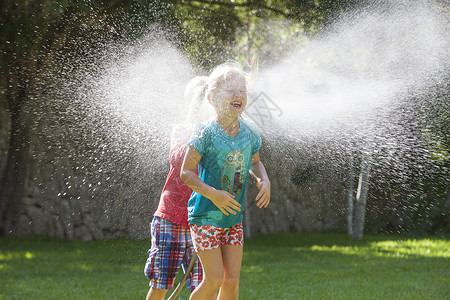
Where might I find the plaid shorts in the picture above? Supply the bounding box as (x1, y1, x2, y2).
(144, 216, 202, 291)
(190, 223, 244, 252)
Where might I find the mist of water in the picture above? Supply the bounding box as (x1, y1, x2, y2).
(255, 1, 448, 131)
(43, 0, 448, 235)
(64, 1, 448, 168)
(247, 1, 449, 175)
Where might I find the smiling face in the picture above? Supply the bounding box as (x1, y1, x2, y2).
(210, 70, 247, 119)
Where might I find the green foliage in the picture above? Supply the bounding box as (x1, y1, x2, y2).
(172, 1, 243, 70)
(0, 0, 370, 103)
(170, 0, 352, 69)
(1, 233, 449, 299)
(409, 84, 450, 235)
(421, 85, 450, 163)
(0, 0, 175, 109)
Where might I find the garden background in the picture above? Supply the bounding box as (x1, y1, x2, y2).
(1, 0, 448, 241)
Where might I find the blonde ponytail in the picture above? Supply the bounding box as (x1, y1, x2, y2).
(184, 76, 209, 125)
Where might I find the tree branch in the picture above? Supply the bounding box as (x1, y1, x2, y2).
(181, 0, 295, 18)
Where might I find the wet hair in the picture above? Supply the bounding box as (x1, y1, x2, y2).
(171, 76, 210, 146)
(184, 76, 209, 125)
(184, 62, 250, 122)
(206, 62, 249, 100)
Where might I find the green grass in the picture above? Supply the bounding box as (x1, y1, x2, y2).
(0, 233, 449, 299)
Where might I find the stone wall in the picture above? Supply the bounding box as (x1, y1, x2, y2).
(12, 118, 169, 240)
(1, 97, 349, 240)
(244, 137, 348, 236)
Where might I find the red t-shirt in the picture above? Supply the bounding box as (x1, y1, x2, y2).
(154, 143, 193, 228)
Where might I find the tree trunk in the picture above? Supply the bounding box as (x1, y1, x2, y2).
(352, 153, 371, 241)
(347, 154, 355, 235)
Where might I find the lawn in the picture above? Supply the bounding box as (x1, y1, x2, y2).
(0, 233, 449, 299)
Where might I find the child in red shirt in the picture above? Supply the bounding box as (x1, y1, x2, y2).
(144, 76, 213, 300)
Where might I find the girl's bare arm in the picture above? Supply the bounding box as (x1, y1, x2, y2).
(250, 152, 271, 208)
(180, 146, 241, 216)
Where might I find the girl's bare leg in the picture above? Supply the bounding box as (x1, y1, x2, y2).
(190, 248, 224, 300)
(217, 245, 243, 300)
(146, 287, 167, 300)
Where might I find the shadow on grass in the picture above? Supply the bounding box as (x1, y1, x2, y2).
(0, 233, 449, 299)
(0, 237, 150, 299)
(241, 233, 450, 300)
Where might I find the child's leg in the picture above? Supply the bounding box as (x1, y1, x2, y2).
(217, 245, 243, 300)
(184, 229, 203, 292)
(190, 248, 224, 300)
(144, 217, 186, 298)
(146, 287, 167, 300)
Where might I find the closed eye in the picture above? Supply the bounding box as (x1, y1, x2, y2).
(226, 89, 246, 94)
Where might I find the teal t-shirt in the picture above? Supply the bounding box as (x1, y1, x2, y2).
(187, 118, 262, 228)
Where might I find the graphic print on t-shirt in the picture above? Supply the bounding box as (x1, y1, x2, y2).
(221, 150, 246, 197)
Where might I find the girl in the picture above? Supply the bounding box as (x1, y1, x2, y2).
(144, 76, 213, 300)
(181, 63, 271, 300)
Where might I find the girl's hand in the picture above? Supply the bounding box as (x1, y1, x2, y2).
(210, 190, 241, 216)
(255, 179, 271, 208)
